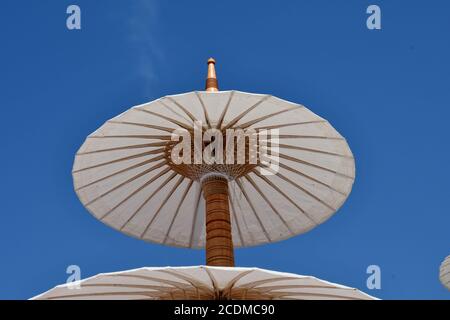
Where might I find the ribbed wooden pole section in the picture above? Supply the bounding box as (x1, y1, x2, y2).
(201, 176, 235, 267)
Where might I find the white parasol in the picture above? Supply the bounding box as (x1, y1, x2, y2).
(32, 266, 375, 300)
(73, 59, 355, 256)
(440, 255, 450, 290)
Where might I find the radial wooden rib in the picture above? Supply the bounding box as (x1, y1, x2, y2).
(277, 162, 349, 196)
(163, 180, 194, 244)
(85, 161, 169, 207)
(164, 96, 198, 123)
(194, 91, 212, 128)
(107, 120, 177, 133)
(233, 276, 299, 289)
(237, 105, 298, 129)
(134, 107, 192, 130)
(155, 269, 214, 295)
(87, 134, 172, 140)
(76, 141, 167, 155)
(249, 169, 318, 225)
(277, 143, 354, 159)
(277, 152, 354, 179)
(75, 156, 165, 191)
(227, 196, 245, 246)
(223, 95, 271, 130)
(114, 273, 199, 290)
(203, 267, 220, 298)
(216, 91, 234, 129)
(242, 174, 294, 235)
(73, 148, 165, 173)
(188, 187, 203, 248)
(118, 170, 177, 229)
(221, 269, 255, 298)
(99, 166, 172, 221)
(262, 167, 337, 212)
(139, 175, 185, 238)
(276, 134, 344, 140)
(252, 120, 326, 131)
(235, 178, 272, 242)
(250, 284, 338, 293)
(258, 159, 348, 199)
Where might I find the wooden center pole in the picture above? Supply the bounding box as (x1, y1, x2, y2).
(202, 59, 234, 267)
(201, 176, 235, 267)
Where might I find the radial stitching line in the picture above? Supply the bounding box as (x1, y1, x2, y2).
(194, 91, 211, 128)
(222, 269, 255, 297)
(88, 134, 172, 140)
(99, 166, 171, 221)
(276, 152, 355, 179)
(114, 273, 197, 291)
(108, 120, 175, 133)
(163, 180, 194, 244)
(235, 178, 271, 242)
(216, 91, 234, 129)
(252, 120, 326, 131)
(164, 97, 197, 123)
(119, 171, 176, 230)
(134, 108, 192, 130)
(188, 186, 203, 248)
(267, 291, 368, 300)
(278, 143, 353, 159)
(80, 283, 181, 292)
(236, 276, 299, 289)
(276, 134, 344, 140)
(228, 197, 245, 247)
(259, 164, 338, 212)
(237, 106, 298, 129)
(77, 142, 167, 155)
(252, 284, 339, 293)
(155, 269, 213, 295)
(229, 183, 255, 244)
(84, 161, 168, 207)
(140, 176, 185, 238)
(136, 102, 189, 128)
(243, 175, 294, 235)
(277, 162, 348, 196)
(202, 267, 219, 297)
(75, 156, 165, 191)
(73, 148, 165, 173)
(273, 170, 337, 212)
(223, 95, 271, 130)
(251, 169, 318, 225)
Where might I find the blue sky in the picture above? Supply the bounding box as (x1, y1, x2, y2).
(0, 0, 449, 299)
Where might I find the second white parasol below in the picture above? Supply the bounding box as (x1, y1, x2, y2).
(32, 266, 375, 300)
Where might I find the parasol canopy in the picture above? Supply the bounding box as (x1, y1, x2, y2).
(440, 255, 450, 290)
(32, 266, 375, 300)
(72, 60, 355, 249)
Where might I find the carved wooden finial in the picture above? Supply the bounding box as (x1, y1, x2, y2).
(205, 58, 219, 92)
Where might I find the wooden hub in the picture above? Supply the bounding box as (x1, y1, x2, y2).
(164, 131, 257, 181)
